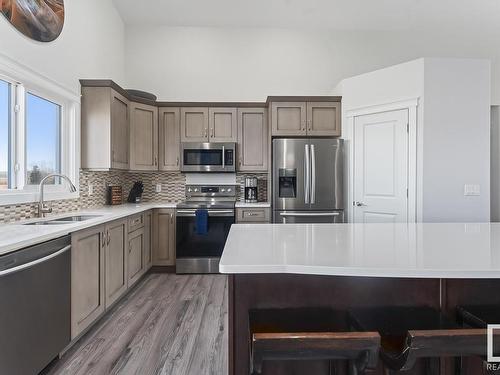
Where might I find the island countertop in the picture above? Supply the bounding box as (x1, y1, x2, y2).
(219, 222, 500, 278)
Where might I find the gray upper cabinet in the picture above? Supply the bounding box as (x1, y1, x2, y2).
(306, 102, 341, 136)
(111, 92, 130, 169)
(237, 108, 268, 171)
(81, 87, 130, 170)
(271, 101, 341, 137)
(180, 107, 209, 142)
(271, 102, 307, 136)
(159, 107, 181, 171)
(130, 102, 159, 171)
(209, 107, 237, 142)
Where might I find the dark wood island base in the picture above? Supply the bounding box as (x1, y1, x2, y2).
(228, 274, 500, 375)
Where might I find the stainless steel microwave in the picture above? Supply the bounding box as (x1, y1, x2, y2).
(180, 142, 236, 172)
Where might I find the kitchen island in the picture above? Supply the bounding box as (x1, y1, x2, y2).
(220, 223, 500, 375)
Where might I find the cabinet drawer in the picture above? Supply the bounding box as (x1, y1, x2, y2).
(128, 214, 144, 232)
(237, 208, 271, 223)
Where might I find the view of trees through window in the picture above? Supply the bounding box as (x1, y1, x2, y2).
(0, 80, 9, 190)
(25, 92, 61, 185)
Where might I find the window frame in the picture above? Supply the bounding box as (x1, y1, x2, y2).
(0, 58, 80, 206)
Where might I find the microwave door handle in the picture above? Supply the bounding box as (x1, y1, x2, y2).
(304, 144, 310, 204)
(222, 145, 225, 169)
(310, 144, 316, 204)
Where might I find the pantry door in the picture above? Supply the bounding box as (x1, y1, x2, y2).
(353, 109, 409, 223)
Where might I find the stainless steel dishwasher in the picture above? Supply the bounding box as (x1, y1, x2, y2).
(0, 235, 71, 375)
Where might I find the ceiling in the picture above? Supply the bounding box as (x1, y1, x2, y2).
(113, 0, 500, 33)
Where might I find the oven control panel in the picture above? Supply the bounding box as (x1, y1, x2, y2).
(185, 184, 237, 199)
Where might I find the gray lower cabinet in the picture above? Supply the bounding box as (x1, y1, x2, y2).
(237, 108, 268, 171)
(144, 211, 153, 270)
(129, 102, 158, 171)
(128, 227, 146, 287)
(71, 225, 106, 339)
(104, 219, 128, 309)
(236, 207, 271, 223)
(153, 209, 176, 266)
(71, 211, 154, 340)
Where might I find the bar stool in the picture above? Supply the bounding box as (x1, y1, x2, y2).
(457, 305, 500, 374)
(349, 306, 486, 374)
(249, 307, 380, 375)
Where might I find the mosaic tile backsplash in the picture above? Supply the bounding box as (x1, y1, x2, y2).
(0, 170, 268, 223)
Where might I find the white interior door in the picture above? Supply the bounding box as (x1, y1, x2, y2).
(354, 109, 409, 223)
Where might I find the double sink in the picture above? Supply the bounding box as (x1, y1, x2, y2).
(24, 215, 101, 225)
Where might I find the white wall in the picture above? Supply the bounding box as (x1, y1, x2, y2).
(124, 26, 500, 104)
(491, 106, 500, 221)
(422, 58, 491, 222)
(0, 0, 126, 95)
(340, 58, 491, 223)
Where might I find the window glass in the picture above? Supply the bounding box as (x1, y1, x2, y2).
(0, 80, 10, 190)
(25, 92, 61, 185)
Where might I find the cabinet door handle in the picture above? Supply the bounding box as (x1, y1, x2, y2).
(154, 156, 158, 166)
(101, 232, 106, 248)
(308, 120, 312, 131)
(107, 230, 111, 246)
(176, 157, 179, 166)
(301, 121, 306, 131)
(204, 128, 208, 138)
(170, 213, 173, 224)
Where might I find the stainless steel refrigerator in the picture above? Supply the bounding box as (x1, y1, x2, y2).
(272, 138, 344, 223)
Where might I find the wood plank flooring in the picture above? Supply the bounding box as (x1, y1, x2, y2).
(44, 274, 228, 375)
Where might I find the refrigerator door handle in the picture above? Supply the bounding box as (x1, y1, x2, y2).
(310, 144, 316, 204)
(304, 144, 310, 204)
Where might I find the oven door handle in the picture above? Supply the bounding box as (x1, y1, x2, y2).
(176, 210, 235, 217)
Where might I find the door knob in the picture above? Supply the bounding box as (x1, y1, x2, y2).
(354, 201, 366, 207)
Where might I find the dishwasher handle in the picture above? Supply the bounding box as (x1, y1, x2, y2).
(0, 245, 71, 277)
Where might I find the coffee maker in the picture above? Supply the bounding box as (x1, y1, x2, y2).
(244, 177, 258, 203)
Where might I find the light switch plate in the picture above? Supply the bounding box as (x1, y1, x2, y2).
(88, 184, 94, 195)
(464, 184, 480, 196)
(155, 183, 162, 193)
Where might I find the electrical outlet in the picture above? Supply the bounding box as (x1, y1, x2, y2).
(88, 184, 94, 195)
(464, 184, 480, 196)
(155, 183, 162, 193)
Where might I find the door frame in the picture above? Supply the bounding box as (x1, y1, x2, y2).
(345, 98, 419, 223)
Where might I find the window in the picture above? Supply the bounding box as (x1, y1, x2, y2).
(25, 93, 61, 185)
(0, 80, 10, 190)
(0, 62, 79, 205)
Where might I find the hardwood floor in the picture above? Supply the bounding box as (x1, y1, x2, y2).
(45, 274, 228, 375)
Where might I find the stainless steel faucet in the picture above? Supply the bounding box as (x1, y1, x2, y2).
(37, 173, 77, 217)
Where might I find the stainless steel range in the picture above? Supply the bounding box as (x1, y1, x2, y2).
(176, 184, 237, 274)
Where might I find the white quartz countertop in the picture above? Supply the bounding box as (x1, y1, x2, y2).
(219, 223, 500, 279)
(0, 203, 178, 256)
(235, 202, 271, 208)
